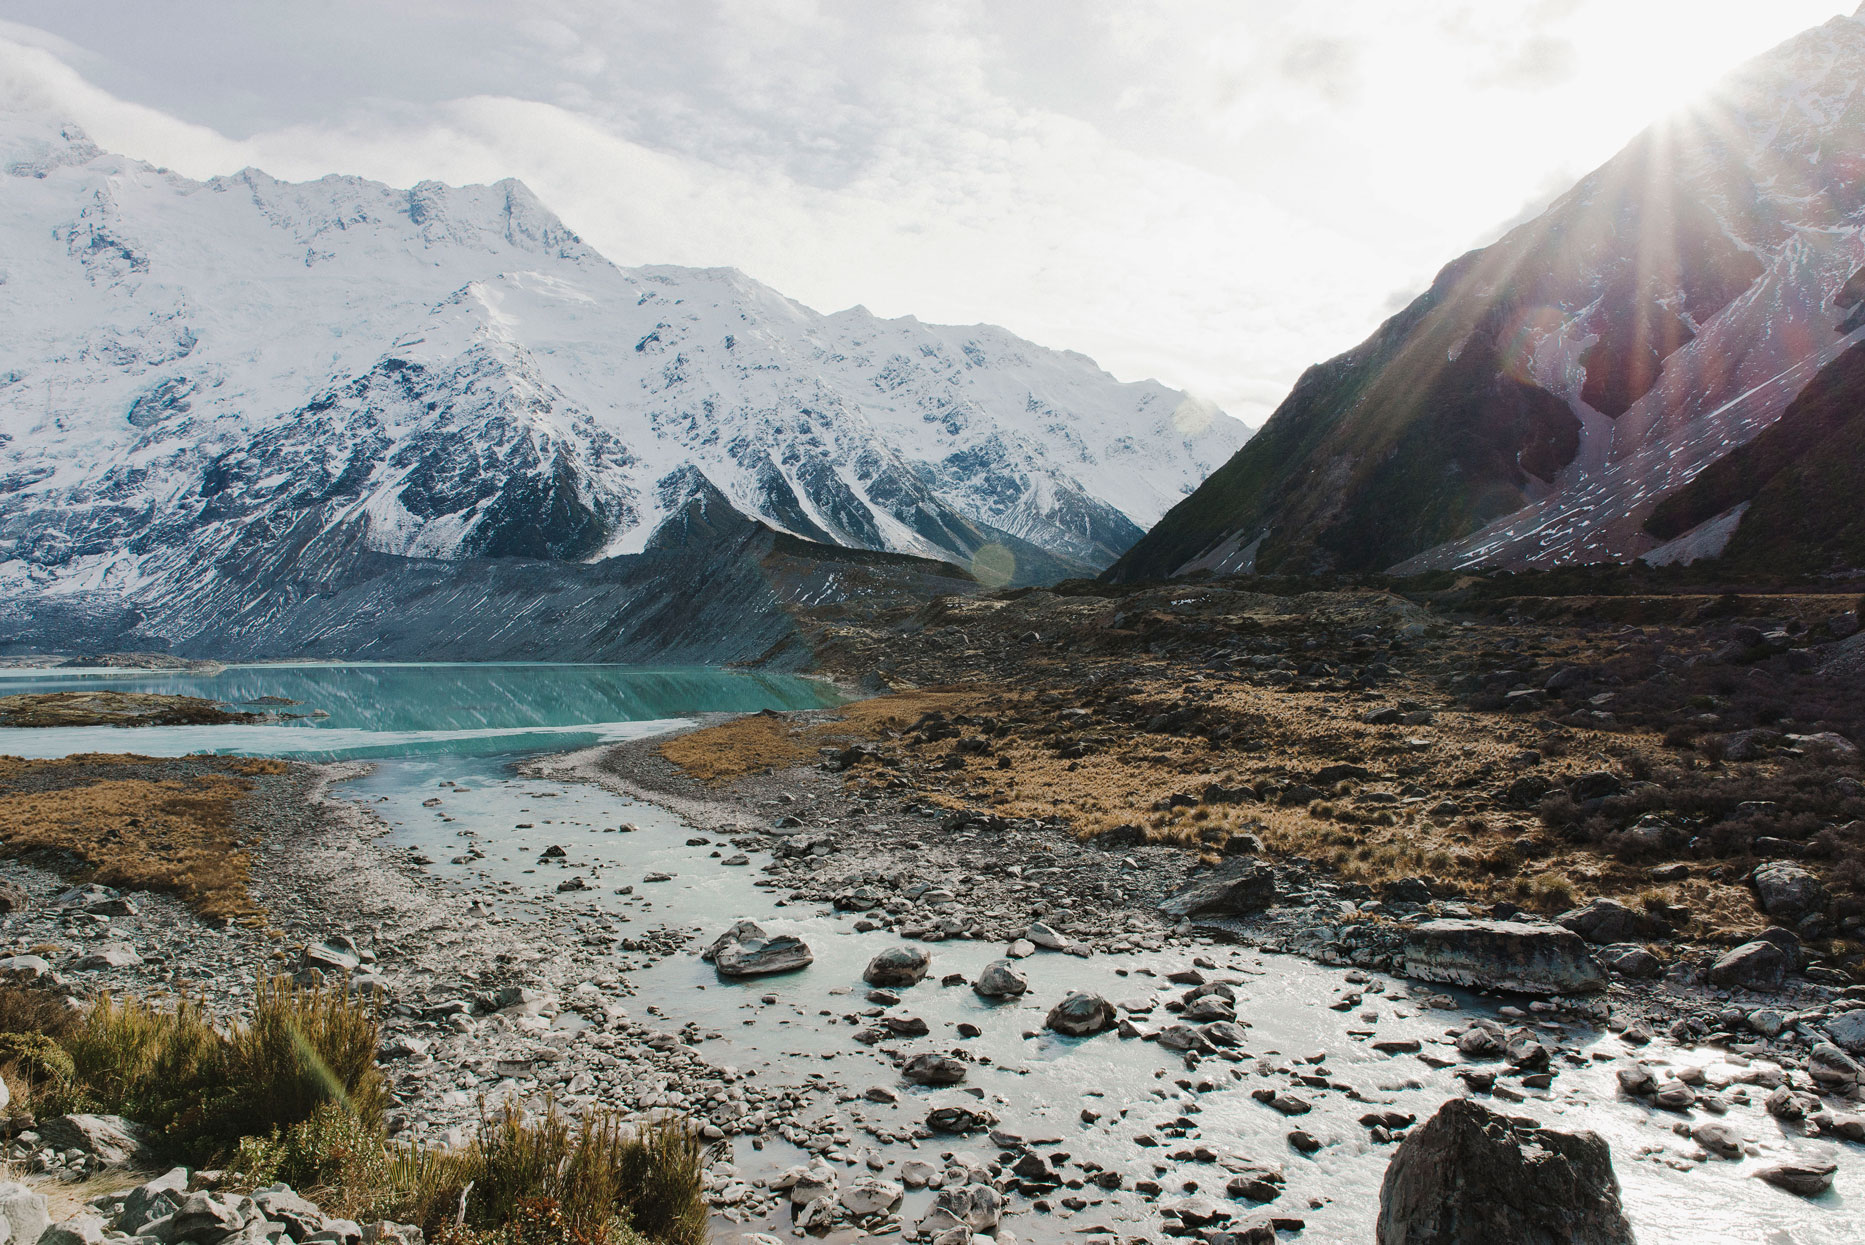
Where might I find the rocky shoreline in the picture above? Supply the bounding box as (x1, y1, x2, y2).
(3, 679, 1864, 1241)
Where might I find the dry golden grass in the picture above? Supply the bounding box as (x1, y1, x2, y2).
(658, 689, 980, 783)
(0, 754, 287, 920)
(0, 692, 260, 728)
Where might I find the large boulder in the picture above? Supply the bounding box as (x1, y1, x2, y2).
(901, 1053, 967, 1086)
(1825, 1008, 1865, 1054)
(1376, 1098, 1634, 1244)
(0, 1182, 51, 1245)
(38, 1115, 153, 1169)
(1401, 920, 1604, 996)
(1045, 991, 1116, 1036)
(1750, 861, 1828, 924)
(1708, 941, 1791, 991)
(120, 1169, 190, 1234)
(40, 1216, 105, 1245)
(972, 959, 1028, 999)
(1157, 859, 1280, 918)
(1557, 899, 1666, 945)
(862, 946, 931, 988)
(167, 1192, 246, 1245)
(703, 921, 813, 978)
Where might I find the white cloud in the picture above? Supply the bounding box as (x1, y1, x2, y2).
(0, 0, 1848, 423)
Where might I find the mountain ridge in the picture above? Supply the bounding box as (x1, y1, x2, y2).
(1109, 9, 1865, 584)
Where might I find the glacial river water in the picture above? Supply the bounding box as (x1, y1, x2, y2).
(1, 663, 1858, 1243)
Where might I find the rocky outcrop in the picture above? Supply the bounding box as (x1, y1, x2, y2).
(1750, 861, 1829, 924)
(1375, 1098, 1635, 1244)
(1401, 919, 1605, 996)
(1156, 858, 1281, 918)
(1709, 940, 1791, 991)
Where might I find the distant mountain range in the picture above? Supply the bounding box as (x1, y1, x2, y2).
(0, 110, 1245, 659)
(1113, 5, 1865, 583)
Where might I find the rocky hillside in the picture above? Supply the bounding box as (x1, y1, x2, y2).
(1110, 6, 1865, 581)
(0, 109, 1244, 658)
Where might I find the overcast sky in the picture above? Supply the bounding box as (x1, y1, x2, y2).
(0, 1, 1848, 423)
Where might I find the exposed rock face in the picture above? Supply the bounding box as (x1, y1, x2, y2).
(1557, 898, 1666, 945)
(37, 1115, 152, 1169)
(1375, 1098, 1635, 1244)
(1401, 920, 1605, 996)
(1156, 858, 1280, 918)
(1750, 861, 1829, 924)
(1708, 940, 1791, 991)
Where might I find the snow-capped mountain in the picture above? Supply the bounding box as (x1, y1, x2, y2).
(1111, 5, 1865, 582)
(0, 109, 1246, 656)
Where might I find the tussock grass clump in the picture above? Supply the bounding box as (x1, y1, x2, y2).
(57, 975, 385, 1156)
(248, 1101, 705, 1245)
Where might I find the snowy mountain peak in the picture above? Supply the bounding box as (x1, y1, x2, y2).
(0, 117, 1246, 653)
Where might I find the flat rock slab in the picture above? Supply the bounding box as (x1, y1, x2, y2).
(1401, 919, 1604, 996)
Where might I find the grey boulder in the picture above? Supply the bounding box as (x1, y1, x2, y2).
(1375, 1097, 1634, 1244)
(1401, 920, 1605, 996)
(1157, 859, 1279, 918)
(972, 959, 1028, 999)
(1045, 990, 1116, 1036)
(863, 946, 932, 988)
(38, 1114, 153, 1169)
(1556, 898, 1666, 945)
(1750, 861, 1828, 924)
(1708, 941, 1790, 991)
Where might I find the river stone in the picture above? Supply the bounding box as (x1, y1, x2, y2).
(39, 1114, 152, 1168)
(972, 959, 1028, 999)
(1708, 941, 1790, 991)
(1756, 1160, 1837, 1197)
(1691, 1122, 1743, 1158)
(1401, 920, 1605, 996)
(918, 1184, 1003, 1233)
(1556, 899, 1666, 945)
(863, 946, 931, 988)
(1750, 861, 1828, 923)
(838, 1178, 903, 1217)
(706, 922, 813, 978)
(1375, 1098, 1634, 1244)
(1824, 1008, 1865, 1054)
(1045, 990, 1116, 1036)
(902, 1053, 968, 1086)
(926, 1105, 997, 1134)
(0, 1183, 50, 1245)
(1156, 858, 1280, 917)
(1023, 921, 1069, 950)
(1808, 1042, 1862, 1090)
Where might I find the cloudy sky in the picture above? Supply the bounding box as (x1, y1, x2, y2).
(0, 1, 1847, 423)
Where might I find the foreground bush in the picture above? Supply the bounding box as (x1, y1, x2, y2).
(56, 974, 385, 1154)
(237, 1099, 706, 1245)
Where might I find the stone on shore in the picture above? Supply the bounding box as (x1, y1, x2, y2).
(1401, 919, 1605, 996)
(1156, 858, 1280, 918)
(1375, 1098, 1634, 1244)
(1709, 940, 1790, 991)
(38, 1115, 153, 1169)
(1556, 898, 1666, 945)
